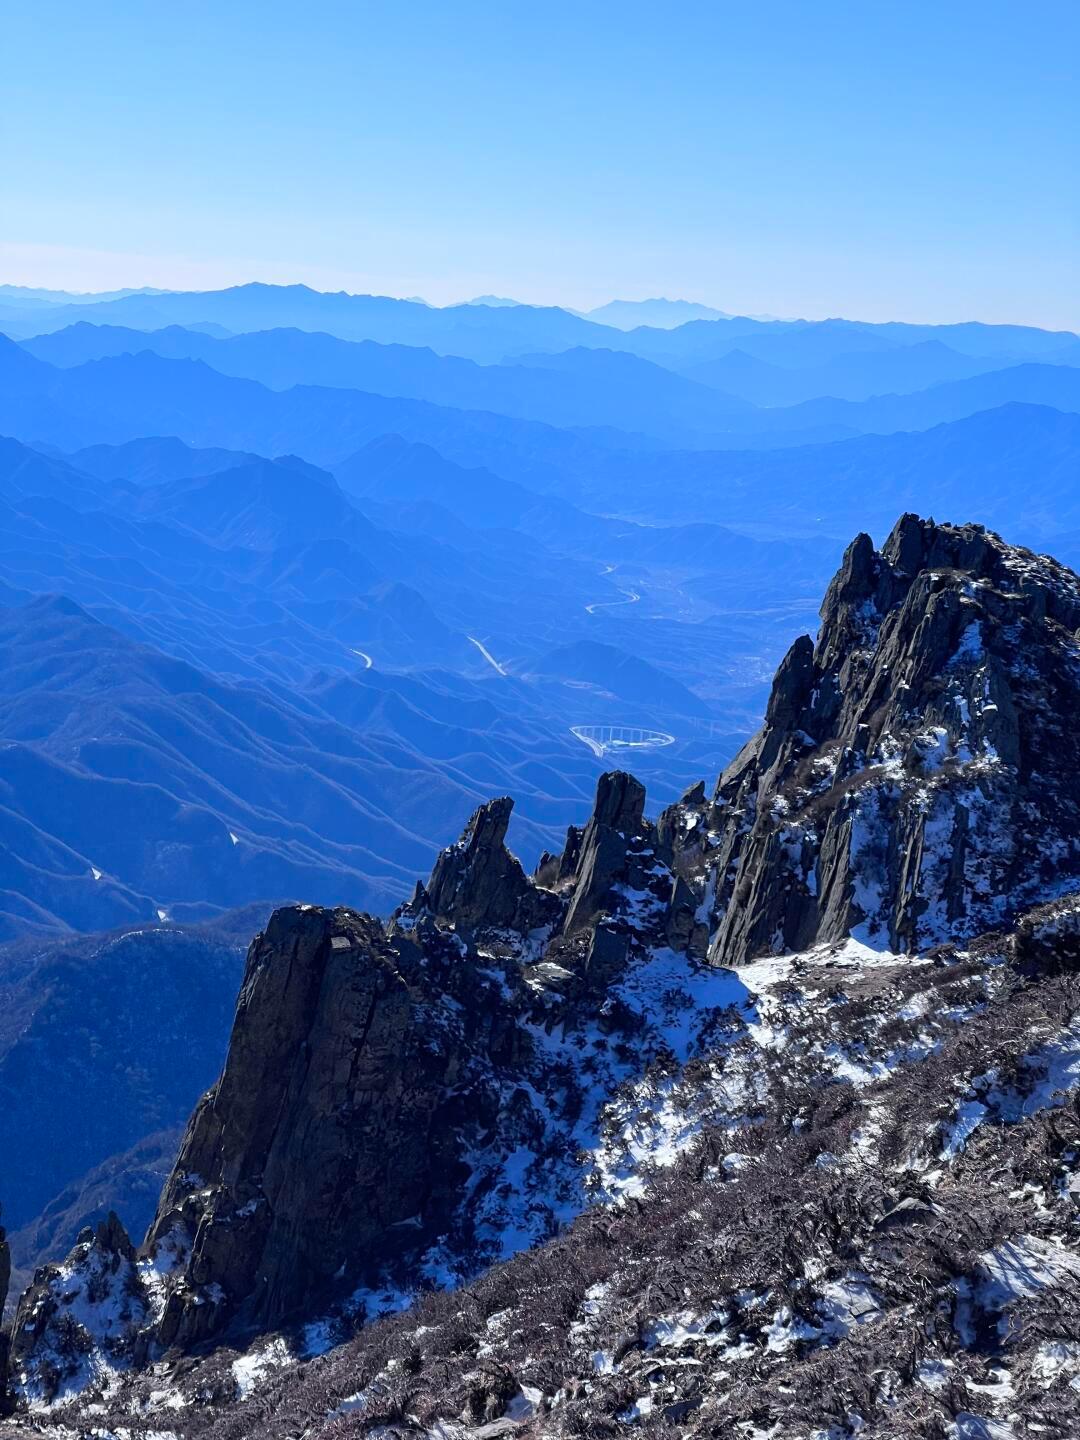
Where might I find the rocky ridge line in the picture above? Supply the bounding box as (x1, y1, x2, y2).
(8, 515, 1080, 1413)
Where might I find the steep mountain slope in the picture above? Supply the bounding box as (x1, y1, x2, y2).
(9, 516, 1080, 1437)
(705, 515, 1080, 962)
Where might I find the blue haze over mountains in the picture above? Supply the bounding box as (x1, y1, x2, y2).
(0, 277, 1078, 1277)
(2, 283, 1079, 945)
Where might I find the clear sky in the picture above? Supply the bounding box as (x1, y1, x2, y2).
(3, 0, 1078, 327)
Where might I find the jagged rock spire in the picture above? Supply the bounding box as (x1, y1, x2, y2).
(7, 1211, 139, 1406)
(564, 771, 650, 935)
(425, 796, 532, 933)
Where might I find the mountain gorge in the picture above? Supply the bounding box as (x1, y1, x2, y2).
(7, 515, 1080, 1438)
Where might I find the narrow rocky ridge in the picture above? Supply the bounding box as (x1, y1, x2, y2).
(6, 515, 1080, 1433)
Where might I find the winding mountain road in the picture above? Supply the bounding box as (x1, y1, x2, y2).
(585, 588, 641, 615)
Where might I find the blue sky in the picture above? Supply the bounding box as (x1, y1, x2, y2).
(3, 0, 1077, 326)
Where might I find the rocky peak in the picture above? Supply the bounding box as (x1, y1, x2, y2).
(589, 769, 647, 833)
(708, 515, 1080, 965)
(64, 775, 708, 1353)
(7, 1212, 143, 1406)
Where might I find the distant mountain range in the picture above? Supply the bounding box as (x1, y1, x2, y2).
(0, 284, 1076, 950)
(7, 325, 1080, 463)
(2, 282, 1073, 369)
(21, 322, 758, 445)
(0, 428, 801, 938)
(0, 283, 608, 363)
(584, 297, 734, 328)
(0, 283, 173, 308)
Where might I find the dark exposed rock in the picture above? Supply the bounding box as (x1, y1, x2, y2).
(584, 924, 630, 988)
(564, 772, 653, 935)
(680, 779, 707, 807)
(425, 797, 533, 934)
(146, 906, 499, 1341)
(1011, 896, 1080, 972)
(664, 873, 701, 953)
(556, 823, 584, 882)
(592, 769, 647, 834)
(91, 1210, 135, 1262)
(531, 849, 559, 887)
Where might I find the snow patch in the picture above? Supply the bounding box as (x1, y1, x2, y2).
(231, 1337, 291, 1400)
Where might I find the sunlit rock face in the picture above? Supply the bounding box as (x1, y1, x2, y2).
(704, 514, 1080, 965)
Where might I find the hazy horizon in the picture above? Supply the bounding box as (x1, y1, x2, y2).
(5, 1, 1078, 330)
(1, 276, 1077, 336)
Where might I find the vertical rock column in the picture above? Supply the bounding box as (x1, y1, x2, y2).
(147, 906, 470, 1344)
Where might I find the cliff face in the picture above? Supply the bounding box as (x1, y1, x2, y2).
(147, 907, 492, 1345)
(11, 515, 1080, 1406)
